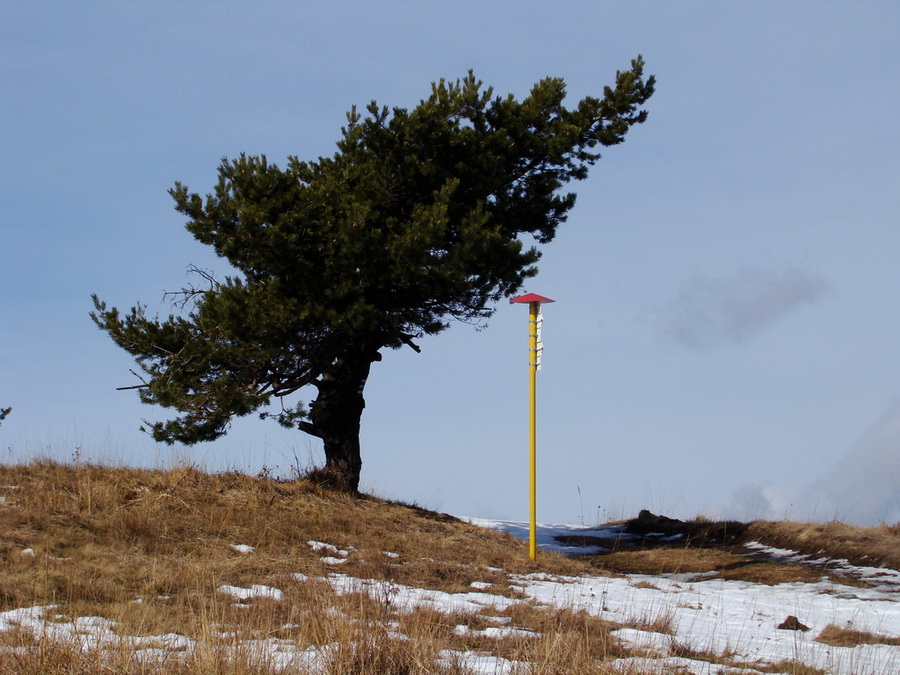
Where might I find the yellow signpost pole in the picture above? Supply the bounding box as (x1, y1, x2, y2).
(527, 301, 538, 560)
(510, 292, 554, 561)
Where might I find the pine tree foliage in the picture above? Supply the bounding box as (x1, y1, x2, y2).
(92, 59, 654, 491)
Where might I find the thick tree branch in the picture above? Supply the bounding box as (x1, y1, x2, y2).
(399, 334, 421, 353)
(298, 421, 324, 439)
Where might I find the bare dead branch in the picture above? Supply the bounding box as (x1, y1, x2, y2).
(164, 265, 222, 309)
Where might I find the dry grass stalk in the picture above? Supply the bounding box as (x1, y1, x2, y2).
(754, 660, 829, 675)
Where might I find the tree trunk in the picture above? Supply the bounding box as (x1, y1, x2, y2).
(301, 351, 377, 492)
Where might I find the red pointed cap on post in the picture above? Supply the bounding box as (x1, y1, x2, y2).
(510, 292, 555, 304)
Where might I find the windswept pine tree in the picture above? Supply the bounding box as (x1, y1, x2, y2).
(92, 60, 654, 492)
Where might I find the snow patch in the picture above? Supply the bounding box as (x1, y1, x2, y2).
(217, 584, 284, 602)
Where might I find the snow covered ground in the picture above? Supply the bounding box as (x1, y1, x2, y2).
(1, 518, 898, 674)
(475, 519, 900, 674)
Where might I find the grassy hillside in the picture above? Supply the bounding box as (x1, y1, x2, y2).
(0, 461, 897, 674)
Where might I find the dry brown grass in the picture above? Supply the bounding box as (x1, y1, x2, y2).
(499, 603, 628, 668)
(0, 461, 647, 674)
(668, 640, 735, 666)
(815, 623, 900, 647)
(747, 520, 900, 570)
(1, 460, 896, 674)
(591, 547, 740, 576)
(754, 660, 829, 675)
(588, 546, 828, 585)
(582, 514, 900, 587)
(0, 460, 587, 610)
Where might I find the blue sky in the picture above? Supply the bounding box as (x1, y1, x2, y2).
(3, 2, 899, 525)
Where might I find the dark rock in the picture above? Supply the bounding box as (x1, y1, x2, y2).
(632, 509, 683, 532)
(623, 510, 749, 547)
(777, 615, 810, 632)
